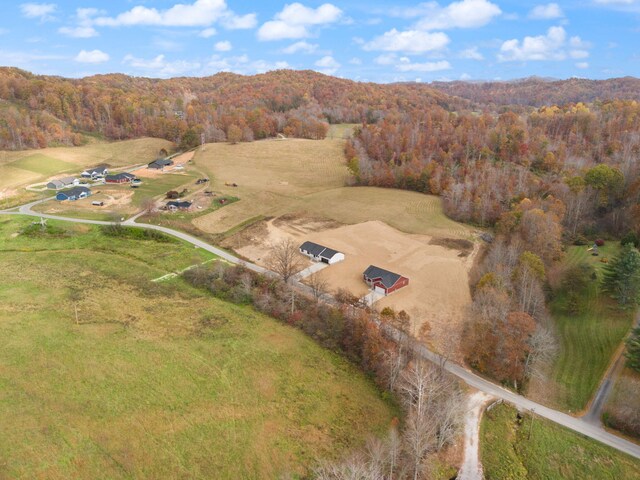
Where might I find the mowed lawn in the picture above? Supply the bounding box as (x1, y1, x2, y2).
(480, 403, 640, 480)
(193, 134, 470, 238)
(9, 153, 76, 175)
(548, 242, 635, 412)
(0, 216, 395, 479)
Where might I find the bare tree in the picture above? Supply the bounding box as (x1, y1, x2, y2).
(140, 197, 157, 215)
(267, 238, 304, 283)
(524, 326, 558, 381)
(308, 273, 329, 302)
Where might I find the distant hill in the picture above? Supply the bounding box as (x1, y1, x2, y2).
(429, 77, 640, 107)
(0, 67, 460, 150)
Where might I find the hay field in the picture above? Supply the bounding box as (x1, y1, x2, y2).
(0, 216, 395, 479)
(192, 137, 470, 239)
(0, 138, 172, 191)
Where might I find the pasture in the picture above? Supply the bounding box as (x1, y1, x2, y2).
(192, 137, 470, 239)
(0, 138, 172, 192)
(542, 243, 635, 412)
(0, 216, 395, 479)
(480, 403, 640, 479)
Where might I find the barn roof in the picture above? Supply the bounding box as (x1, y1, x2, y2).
(363, 265, 404, 289)
(300, 241, 341, 260)
(149, 158, 174, 168)
(106, 172, 136, 181)
(58, 186, 90, 198)
(84, 165, 107, 175)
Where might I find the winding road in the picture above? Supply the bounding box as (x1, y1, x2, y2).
(3, 198, 640, 462)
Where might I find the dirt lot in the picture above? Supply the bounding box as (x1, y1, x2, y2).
(228, 215, 475, 356)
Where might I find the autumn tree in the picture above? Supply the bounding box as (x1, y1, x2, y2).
(227, 124, 243, 144)
(602, 243, 640, 306)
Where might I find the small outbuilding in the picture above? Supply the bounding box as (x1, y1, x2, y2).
(56, 186, 91, 201)
(299, 241, 345, 264)
(81, 165, 108, 179)
(363, 265, 409, 296)
(105, 172, 137, 184)
(148, 158, 174, 170)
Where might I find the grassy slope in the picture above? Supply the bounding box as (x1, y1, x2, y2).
(0, 216, 396, 479)
(9, 153, 76, 175)
(193, 134, 469, 238)
(547, 243, 634, 411)
(480, 404, 640, 480)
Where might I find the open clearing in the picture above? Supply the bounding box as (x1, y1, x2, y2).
(226, 216, 474, 355)
(528, 242, 635, 412)
(0, 216, 395, 479)
(192, 137, 469, 238)
(0, 138, 172, 191)
(480, 403, 640, 479)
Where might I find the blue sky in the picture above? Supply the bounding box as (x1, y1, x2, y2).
(0, 0, 639, 82)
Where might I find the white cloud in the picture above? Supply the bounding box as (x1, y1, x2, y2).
(395, 59, 451, 72)
(459, 46, 483, 60)
(214, 40, 232, 51)
(75, 49, 110, 63)
(414, 0, 502, 30)
(59, 26, 98, 38)
(498, 26, 591, 62)
(314, 55, 340, 74)
(206, 54, 290, 74)
(199, 27, 217, 38)
(123, 54, 201, 77)
(375, 53, 399, 65)
(349, 57, 362, 65)
(93, 0, 255, 29)
(460, 72, 472, 80)
(20, 3, 56, 21)
(529, 3, 564, 19)
(281, 41, 318, 54)
(257, 3, 342, 41)
(364, 29, 450, 53)
(576, 62, 589, 68)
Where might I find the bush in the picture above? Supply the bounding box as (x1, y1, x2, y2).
(20, 222, 68, 238)
(621, 232, 640, 249)
(100, 224, 173, 243)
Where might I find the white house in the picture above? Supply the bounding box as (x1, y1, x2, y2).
(81, 165, 108, 179)
(299, 241, 345, 264)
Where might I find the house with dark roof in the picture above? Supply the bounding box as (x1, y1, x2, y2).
(80, 165, 108, 179)
(56, 186, 91, 201)
(363, 265, 409, 296)
(148, 158, 174, 170)
(299, 241, 345, 264)
(47, 176, 78, 190)
(166, 200, 192, 211)
(105, 172, 137, 184)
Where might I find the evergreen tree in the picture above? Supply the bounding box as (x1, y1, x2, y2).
(626, 327, 640, 372)
(602, 243, 640, 306)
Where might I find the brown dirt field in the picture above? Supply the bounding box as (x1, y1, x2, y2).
(233, 215, 474, 356)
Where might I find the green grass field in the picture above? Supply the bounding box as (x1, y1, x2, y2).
(480, 403, 640, 479)
(545, 243, 635, 412)
(130, 173, 198, 207)
(0, 216, 396, 479)
(9, 153, 76, 175)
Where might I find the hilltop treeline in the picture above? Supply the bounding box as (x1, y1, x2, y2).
(430, 76, 640, 108)
(0, 67, 461, 150)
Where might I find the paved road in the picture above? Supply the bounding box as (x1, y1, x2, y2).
(583, 311, 640, 425)
(3, 200, 640, 461)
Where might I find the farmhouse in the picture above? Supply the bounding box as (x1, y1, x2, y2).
(81, 165, 108, 179)
(363, 265, 409, 296)
(299, 241, 345, 264)
(47, 176, 78, 190)
(148, 158, 174, 170)
(105, 172, 137, 184)
(166, 200, 192, 211)
(56, 186, 91, 201)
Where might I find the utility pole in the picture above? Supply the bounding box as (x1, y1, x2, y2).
(528, 408, 535, 440)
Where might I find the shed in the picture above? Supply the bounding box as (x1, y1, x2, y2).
(299, 241, 345, 264)
(56, 186, 91, 201)
(47, 176, 78, 190)
(363, 265, 409, 296)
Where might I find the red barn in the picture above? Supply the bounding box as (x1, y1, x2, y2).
(363, 265, 409, 295)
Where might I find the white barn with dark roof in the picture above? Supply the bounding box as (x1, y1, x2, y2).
(299, 241, 345, 264)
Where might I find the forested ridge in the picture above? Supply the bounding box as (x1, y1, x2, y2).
(0, 67, 461, 150)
